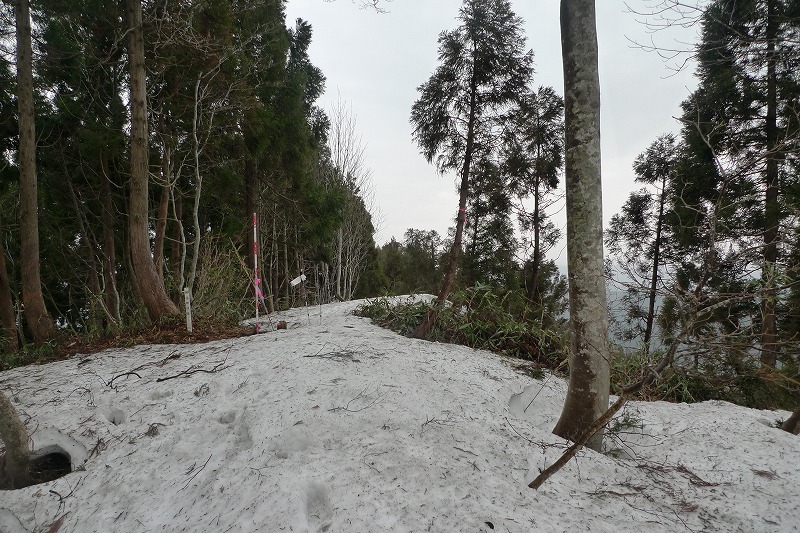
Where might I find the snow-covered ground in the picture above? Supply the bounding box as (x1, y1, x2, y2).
(1, 298, 798, 533)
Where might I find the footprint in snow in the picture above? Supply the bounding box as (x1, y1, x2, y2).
(305, 481, 333, 532)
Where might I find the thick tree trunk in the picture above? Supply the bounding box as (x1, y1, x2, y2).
(0, 218, 18, 352)
(15, 0, 55, 345)
(126, 0, 179, 322)
(552, 0, 610, 452)
(761, 0, 779, 368)
(0, 391, 29, 489)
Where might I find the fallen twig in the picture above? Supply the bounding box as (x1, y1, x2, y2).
(156, 358, 230, 383)
(328, 388, 387, 413)
(107, 372, 141, 388)
(530, 338, 680, 490)
(180, 454, 212, 491)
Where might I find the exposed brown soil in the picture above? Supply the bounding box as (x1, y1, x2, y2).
(7, 319, 253, 370)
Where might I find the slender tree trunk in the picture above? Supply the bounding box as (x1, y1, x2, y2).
(169, 189, 183, 306)
(552, 0, 610, 452)
(244, 158, 257, 271)
(154, 157, 171, 285)
(0, 391, 30, 489)
(65, 177, 104, 331)
(528, 176, 542, 304)
(284, 224, 290, 308)
(0, 218, 18, 352)
(643, 174, 668, 352)
(187, 77, 204, 295)
(271, 213, 278, 311)
(412, 67, 479, 339)
(761, 0, 779, 368)
(336, 227, 343, 299)
(100, 156, 121, 325)
(15, 0, 55, 345)
(126, 0, 179, 322)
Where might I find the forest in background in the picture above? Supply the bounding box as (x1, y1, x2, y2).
(0, 0, 799, 415)
(0, 0, 383, 356)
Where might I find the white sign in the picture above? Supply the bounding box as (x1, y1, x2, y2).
(290, 274, 307, 287)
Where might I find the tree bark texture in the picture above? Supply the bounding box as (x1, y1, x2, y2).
(761, 0, 779, 368)
(100, 156, 121, 325)
(244, 158, 257, 272)
(15, 0, 55, 345)
(552, 0, 611, 452)
(0, 218, 18, 352)
(154, 180, 170, 285)
(781, 404, 800, 435)
(528, 175, 542, 304)
(0, 390, 30, 489)
(126, 0, 179, 321)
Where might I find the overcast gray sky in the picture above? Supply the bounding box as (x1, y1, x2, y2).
(284, 0, 699, 262)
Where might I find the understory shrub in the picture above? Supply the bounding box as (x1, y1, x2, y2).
(356, 286, 569, 371)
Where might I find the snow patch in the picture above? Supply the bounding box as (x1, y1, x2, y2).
(0, 509, 26, 533)
(0, 298, 797, 532)
(102, 405, 126, 426)
(272, 425, 312, 459)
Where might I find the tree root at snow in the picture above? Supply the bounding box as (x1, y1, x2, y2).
(530, 340, 678, 490)
(781, 405, 800, 435)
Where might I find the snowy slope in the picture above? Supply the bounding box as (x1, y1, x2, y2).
(0, 299, 798, 533)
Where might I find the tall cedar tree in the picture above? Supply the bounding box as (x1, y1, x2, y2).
(36, 0, 126, 332)
(553, 0, 610, 452)
(504, 85, 564, 306)
(14, 0, 55, 344)
(126, 0, 179, 321)
(409, 0, 532, 337)
(462, 159, 517, 287)
(606, 134, 677, 352)
(680, 0, 800, 367)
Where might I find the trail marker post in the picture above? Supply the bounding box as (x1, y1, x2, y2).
(183, 287, 192, 333)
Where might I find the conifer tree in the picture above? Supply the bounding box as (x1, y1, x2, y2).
(14, 0, 56, 344)
(606, 134, 678, 352)
(409, 0, 533, 337)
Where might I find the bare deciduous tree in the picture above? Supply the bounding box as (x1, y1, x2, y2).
(327, 97, 377, 301)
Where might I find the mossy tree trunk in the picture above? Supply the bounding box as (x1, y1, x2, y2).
(0, 391, 30, 489)
(552, 0, 611, 453)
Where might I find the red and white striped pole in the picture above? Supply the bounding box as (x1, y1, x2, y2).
(253, 212, 259, 333)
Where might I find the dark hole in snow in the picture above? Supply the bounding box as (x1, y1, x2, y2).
(485, 521, 494, 530)
(1, 446, 72, 490)
(105, 407, 126, 426)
